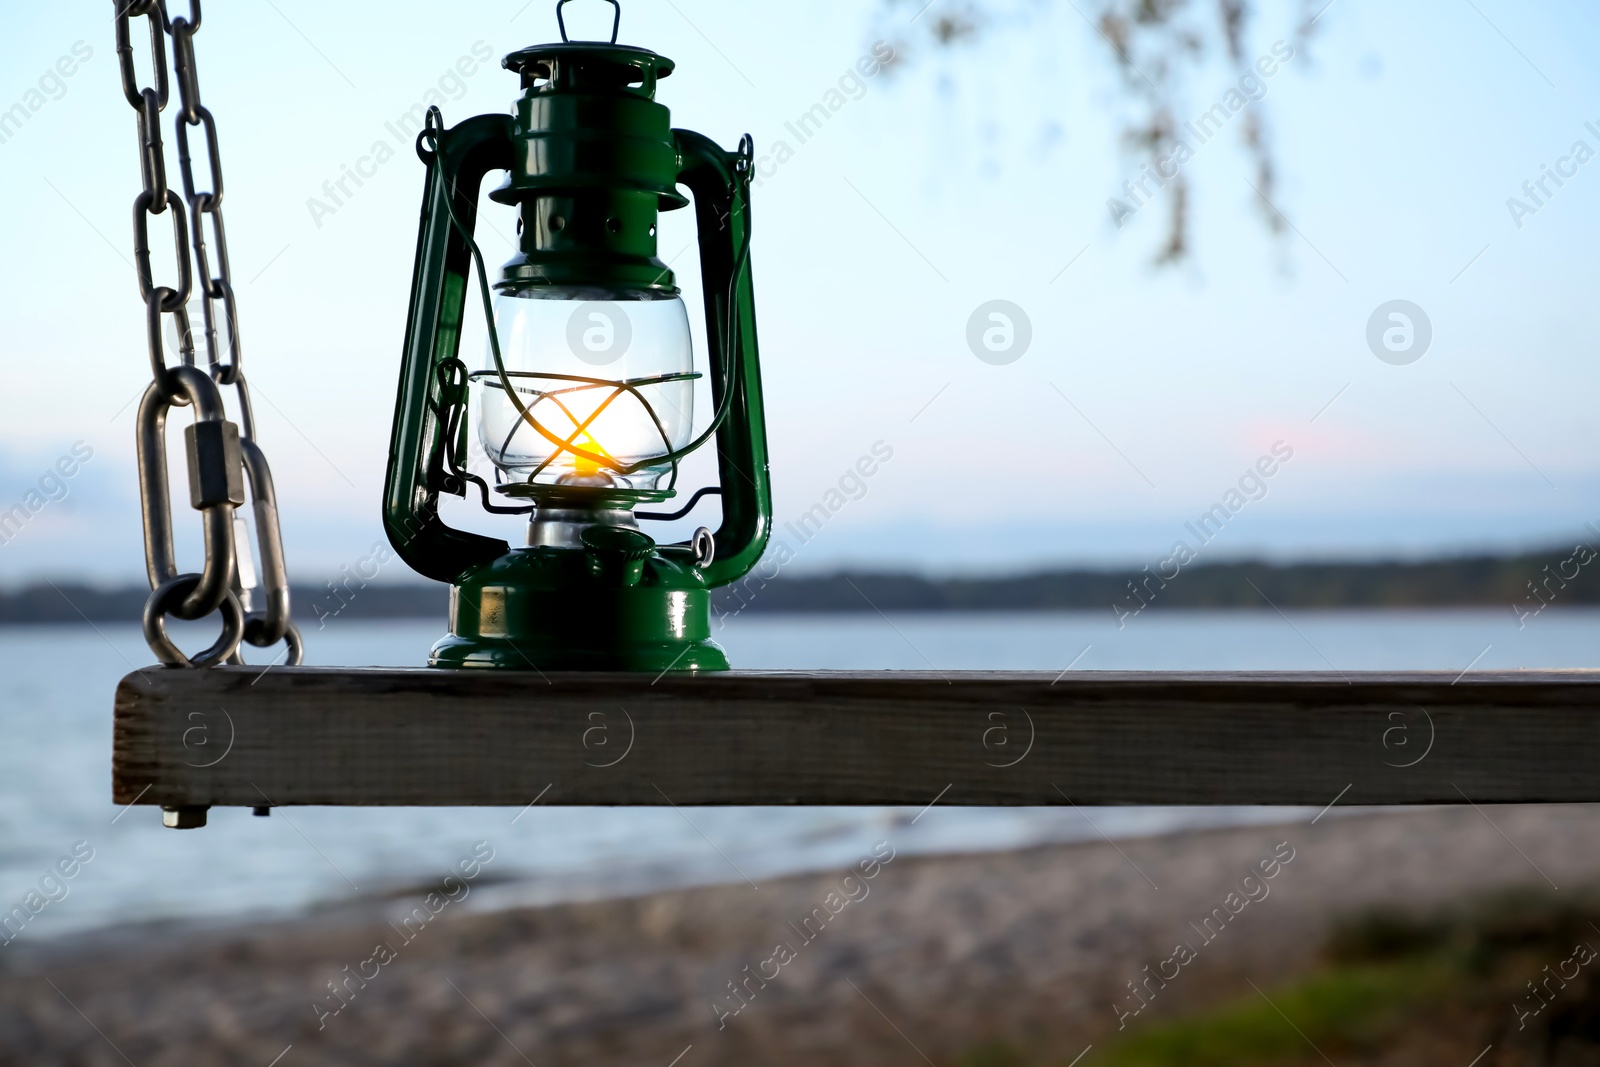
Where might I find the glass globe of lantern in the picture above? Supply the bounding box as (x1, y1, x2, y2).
(477, 284, 695, 492)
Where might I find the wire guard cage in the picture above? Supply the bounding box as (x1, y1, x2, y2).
(468, 366, 702, 495)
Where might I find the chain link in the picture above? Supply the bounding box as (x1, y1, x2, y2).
(116, 0, 301, 667)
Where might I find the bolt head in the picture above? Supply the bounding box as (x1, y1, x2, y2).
(162, 806, 208, 830)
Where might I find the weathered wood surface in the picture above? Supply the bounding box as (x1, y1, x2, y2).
(113, 667, 1600, 808)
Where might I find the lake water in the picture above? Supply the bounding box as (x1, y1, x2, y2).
(2, 608, 1595, 947)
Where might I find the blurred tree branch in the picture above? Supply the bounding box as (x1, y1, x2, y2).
(876, 0, 1327, 262)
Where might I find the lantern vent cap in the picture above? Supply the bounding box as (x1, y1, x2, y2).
(503, 44, 674, 96)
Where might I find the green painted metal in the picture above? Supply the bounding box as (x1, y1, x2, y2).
(493, 43, 687, 292)
(675, 129, 771, 590)
(432, 539, 729, 672)
(383, 29, 771, 672)
(383, 112, 514, 586)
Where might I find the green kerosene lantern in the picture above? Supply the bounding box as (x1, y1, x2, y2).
(383, 0, 771, 671)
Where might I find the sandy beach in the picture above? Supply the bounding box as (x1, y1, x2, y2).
(3, 804, 1598, 1065)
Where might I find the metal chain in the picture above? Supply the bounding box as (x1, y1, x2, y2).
(115, 0, 302, 668)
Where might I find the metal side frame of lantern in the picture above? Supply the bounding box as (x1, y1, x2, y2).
(382, 0, 772, 672)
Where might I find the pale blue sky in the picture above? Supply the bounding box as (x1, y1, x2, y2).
(2, 0, 1598, 582)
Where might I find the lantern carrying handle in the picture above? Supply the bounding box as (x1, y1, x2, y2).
(556, 0, 621, 44)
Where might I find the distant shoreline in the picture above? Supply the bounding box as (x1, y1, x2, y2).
(2, 544, 1590, 624)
